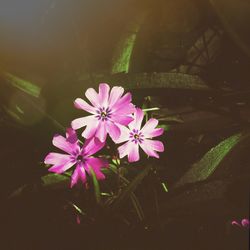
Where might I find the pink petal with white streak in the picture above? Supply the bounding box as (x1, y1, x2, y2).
(81, 117, 99, 139)
(112, 92, 132, 112)
(118, 141, 131, 159)
(128, 143, 140, 162)
(71, 115, 95, 130)
(95, 122, 108, 142)
(74, 98, 96, 114)
(85, 87, 100, 107)
(112, 115, 134, 126)
(44, 152, 71, 165)
(86, 157, 108, 180)
(114, 124, 130, 143)
(140, 139, 164, 158)
(70, 162, 86, 187)
(118, 141, 140, 162)
(66, 128, 78, 144)
(128, 108, 144, 130)
(141, 118, 158, 135)
(109, 86, 124, 108)
(98, 83, 110, 107)
(52, 134, 78, 154)
(83, 137, 105, 156)
(48, 160, 76, 174)
(145, 128, 164, 138)
(140, 142, 159, 158)
(118, 103, 136, 114)
(106, 121, 121, 141)
(144, 139, 164, 152)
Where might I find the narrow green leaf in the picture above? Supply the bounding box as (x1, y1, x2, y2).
(101, 192, 112, 197)
(111, 12, 146, 74)
(3, 72, 41, 98)
(89, 167, 101, 204)
(142, 107, 160, 112)
(112, 158, 120, 166)
(175, 133, 243, 188)
(161, 182, 169, 192)
(68, 201, 86, 215)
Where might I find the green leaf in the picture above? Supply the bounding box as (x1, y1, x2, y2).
(68, 201, 86, 215)
(93, 73, 210, 92)
(142, 107, 160, 112)
(112, 158, 120, 166)
(174, 133, 244, 188)
(111, 12, 146, 74)
(42, 173, 70, 188)
(112, 165, 151, 210)
(1, 71, 64, 131)
(2, 72, 41, 98)
(89, 167, 101, 204)
(161, 182, 169, 192)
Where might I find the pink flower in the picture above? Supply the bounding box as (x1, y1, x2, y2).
(117, 108, 164, 162)
(71, 83, 135, 142)
(44, 128, 108, 187)
(232, 219, 249, 229)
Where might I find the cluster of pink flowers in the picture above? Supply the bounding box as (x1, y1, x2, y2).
(44, 83, 164, 187)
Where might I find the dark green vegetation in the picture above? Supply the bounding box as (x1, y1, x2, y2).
(0, 0, 249, 249)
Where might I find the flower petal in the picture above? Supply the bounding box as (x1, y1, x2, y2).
(106, 121, 121, 142)
(140, 143, 159, 158)
(128, 108, 144, 130)
(74, 98, 96, 114)
(48, 160, 75, 174)
(44, 152, 71, 165)
(128, 143, 140, 162)
(117, 103, 136, 115)
(80, 117, 99, 139)
(95, 122, 108, 142)
(145, 140, 164, 152)
(52, 134, 78, 154)
(85, 88, 100, 108)
(115, 125, 130, 143)
(112, 92, 132, 112)
(71, 115, 95, 130)
(118, 141, 131, 159)
(140, 139, 164, 159)
(66, 128, 78, 144)
(145, 128, 164, 138)
(83, 137, 105, 156)
(112, 115, 134, 126)
(109, 86, 124, 108)
(70, 162, 86, 187)
(86, 157, 108, 180)
(141, 118, 158, 135)
(98, 83, 110, 107)
(118, 141, 139, 162)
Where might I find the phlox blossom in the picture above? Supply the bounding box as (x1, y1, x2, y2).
(117, 108, 164, 162)
(71, 83, 135, 142)
(44, 128, 108, 187)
